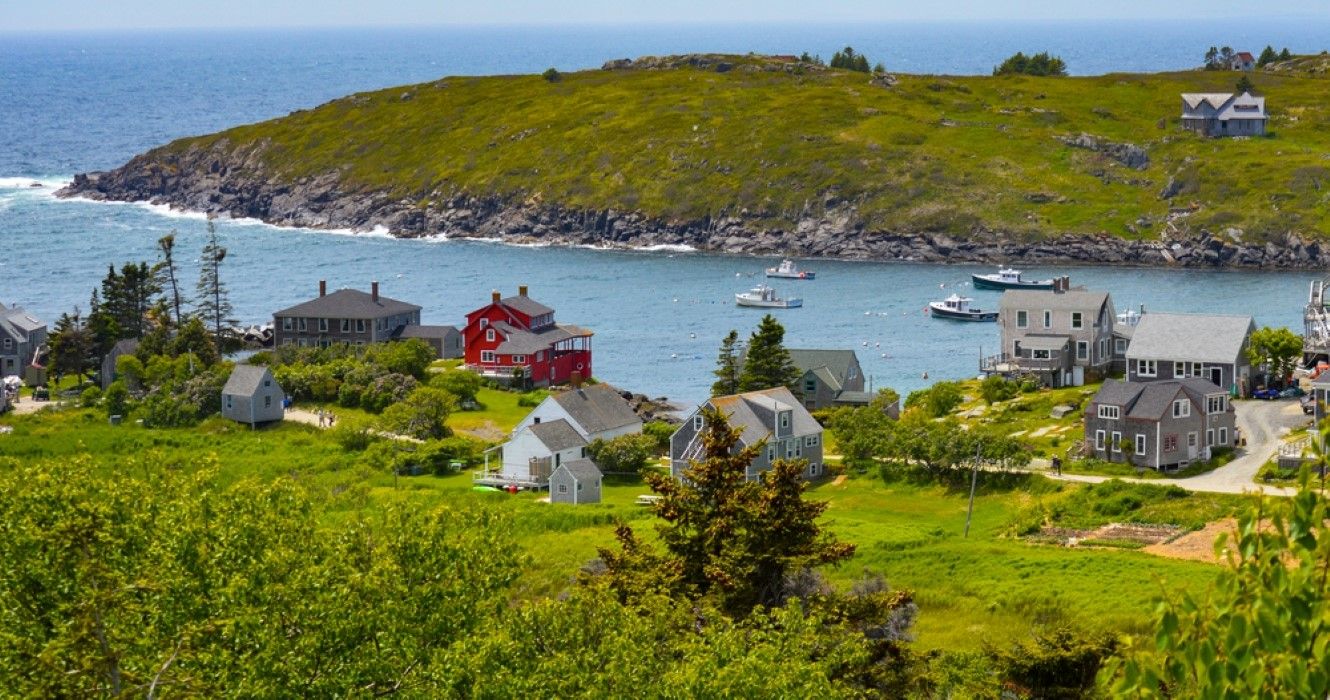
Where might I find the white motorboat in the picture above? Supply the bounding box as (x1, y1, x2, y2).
(735, 284, 802, 308)
(765, 259, 816, 279)
(971, 267, 1055, 291)
(928, 294, 997, 322)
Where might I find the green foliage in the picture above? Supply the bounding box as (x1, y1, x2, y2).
(1247, 325, 1302, 384)
(1010, 478, 1241, 535)
(138, 390, 201, 427)
(642, 420, 676, 454)
(99, 261, 161, 340)
(586, 432, 656, 474)
(430, 368, 482, 403)
(365, 338, 435, 380)
(993, 51, 1068, 76)
(379, 386, 457, 440)
(829, 403, 895, 464)
(330, 418, 378, 451)
(1236, 74, 1255, 94)
(48, 310, 96, 381)
(1106, 474, 1330, 696)
(737, 314, 799, 393)
(170, 316, 221, 366)
(904, 380, 964, 417)
(78, 385, 102, 408)
(1257, 45, 1279, 67)
(114, 354, 143, 390)
(980, 374, 1020, 404)
(385, 436, 484, 475)
(989, 625, 1118, 699)
(195, 221, 236, 349)
(712, 328, 741, 396)
(830, 46, 872, 73)
(1280, 47, 1293, 61)
(103, 381, 129, 417)
(516, 391, 543, 407)
(542, 67, 561, 82)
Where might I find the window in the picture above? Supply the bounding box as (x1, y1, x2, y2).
(768, 446, 776, 461)
(1111, 431, 1121, 452)
(1076, 341, 1088, 361)
(804, 378, 816, 393)
(1032, 349, 1051, 360)
(318, 318, 328, 332)
(341, 319, 350, 332)
(1172, 399, 1190, 418)
(281, 317, 292, 331)
(298, 318, 307, 332)
(1095, 430, 1106, 451)
(694, 415, 703, 431)
(1097, 405, 1120, 420)
(1188, 432, 1198, 448)
(558, 484, 568, 494)
(1191, 362, 1203, 376)
(810, 463, 820, 476)
(1207, 395, 1227, 414)
(1137, 359, 1157, 377)
(513, 354, 526, 364)
(1016, 310, 1028, 328)
(1100, 338, 1107, 360)
(1071, 312, 1083, 329)
(486, 329, 495, 342)
(1207, 429, 1215, 446)
(779, 412, 790, 431)
(480, 318, 488, 328)
(1135, 434, 1146, 455)
(480, 351, 495, 363)
(848, 366, 857, 379)
(1115, 338, 1128, 353)
(298, 338, 308, 347)
(1042, 310, 1052, 328)
(805, 435, 819, 447)
(264, 396, 271, 408)
(1219, 427, 1229, 446)
(1174, 362, 1186, 377)
(356, 319, 365, 333)
(1164, 434, 1178, 451)
(264, 379, 271, 387)
(225, 395, 232, 410)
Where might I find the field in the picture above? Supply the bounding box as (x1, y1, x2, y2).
(144, 54, 1330, 240)
(0, 403, 1249, 652)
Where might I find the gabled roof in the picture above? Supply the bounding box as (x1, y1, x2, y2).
(274, 288, 420, 319)
(1126, 313, 1253, 364)
(501, 295, 554, 318)
(109, 338, 140, 356)
(396, 324, 459, 340)
(3, 305, 44, 334)
(557, 457, 603, 482)
(527, 418, 587, 452)
(551, 384, 641, 435)
(492, 321, 592, 355)
(787, 349, 859, 385)
(1000, 288, 1110, 313)
(1181, 93, 1235, 110)
(1127, 383, 1187, 420)
(1235, 52, 1255, 62)
(1091, 378, 1227, 421)
(808, 365, 842, 392)
(708, 386, 821, 445)
(1019, 335, 1071, 351)
(222, 365, 276, 396)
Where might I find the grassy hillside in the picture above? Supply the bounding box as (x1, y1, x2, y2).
(162, 55, 1330, 240)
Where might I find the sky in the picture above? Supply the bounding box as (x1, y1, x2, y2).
(5, 0, 1330, 31)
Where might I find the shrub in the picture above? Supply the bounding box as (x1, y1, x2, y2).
(542, 67, 561, 82)
(586, 433, 656, 474)
(431, 370, 482, 404)
(642, 421, 676, 454)
(517, 393, 542, 407)
(993, 51, 1068, 76)
(331, 420, 378, 452)
(980, 375, 1019, 404)
(138, 392, 200, 428)
(358, 373, 417, 413)
(79, 386, 102, 408)
(379, 386, 456, 440)
(904, 381, 964, 418)
(104, 381, 130, 418)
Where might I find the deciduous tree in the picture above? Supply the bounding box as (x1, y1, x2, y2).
(1247, 325, 1301, 385)
(380, 385, 457, 440)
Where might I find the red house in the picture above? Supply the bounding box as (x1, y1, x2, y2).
(463, 286, 593, 387)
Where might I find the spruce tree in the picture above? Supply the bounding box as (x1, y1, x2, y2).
(737, 314, 799, 392)
(1280, 47, 1292, 61)
(195, 221, 236, 352)
(48, 309, 94, 383)
(1257, 45, 1278, 67)
(712, 329, 741, 396)
(157, 232, 183, 328)
(99, 262, 161, 339)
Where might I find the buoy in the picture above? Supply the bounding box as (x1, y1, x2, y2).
(671, 353, 678, 359)
(864, 311, 872, 316)
(862, 341, 868, 347)
(689, 333, 696, 339)
(875, 342, 881, 348)
(673, 298, 678, 303)
(922, 371, 929, 379)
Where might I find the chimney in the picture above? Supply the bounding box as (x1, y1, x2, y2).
(570, 370, 583, 389)
(319, 280, 327, 297)
(491, 289, 501, 303)
(519, 284, 528, 297)
(371, 281, 379, 303)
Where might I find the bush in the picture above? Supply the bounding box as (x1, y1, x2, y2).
(642, 421, 676, 454)
(79, 386, 102, 408)
(542, 67, 561, 82)
(138, 392, 200, 428)
(431, 370, 482, 404)
(517, 393, 542, 407)
(904, 381, 964, 418)
(993, 51, 1068, 76)
(379, 386, 456, 440)
(979, 375, 1019, 405)
(586, 433, 656, 474)
(104, 381, 130, 418)
(331, 420, 378, 452)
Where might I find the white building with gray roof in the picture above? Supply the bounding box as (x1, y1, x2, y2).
(221, 365, 285, 426)
(1180, 92, 1267, 137)
(670, 386, 824, 482)
(1125, 312, 1255, 396)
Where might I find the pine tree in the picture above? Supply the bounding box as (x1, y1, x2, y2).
(1257, 45, 1278, 67)
(712, 329, 741, 396)
(1204, 46, 1220, 69)
(85, 290, 120, 359)
(1280, 47, 1292, 61)
(157, 232, 184, 328)
(1236, 74, 1255, 95)
(48, 309, 95, 383)
(171, 316, 220, 367)
(737, 314, 799, 392)
(195, 221, 236, 352)
(100, 262, 161, 339)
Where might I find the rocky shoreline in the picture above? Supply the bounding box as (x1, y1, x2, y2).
(59, 143, 1330, 270)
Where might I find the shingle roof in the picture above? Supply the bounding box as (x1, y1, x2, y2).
(1092, 379, 1145, 408)
(558, 457, 602, 482)
(1092, 378, 1227, 421)
(1127, 383, 1186, 420)
(552, 384, 641, 435)
(528, 418, 587, 452)
(396, 324, 458, 340)
(501, 295, 554, 318)
(708, 386, 821, 445)
(833, 390, 872, 405)
(1126, 313, 1253, 364)
(274, 288, 420, 319)
(1000, 288, 1109, 313)
(223, 365, 275, 397)
(808, 366, 842, 392)
(1182, 93, 1234, 110)
(1019, 335, 1071, 351)
(493, 321, 592, 355)
(787, 349, 859, 385)
(3, 305, 44, 333)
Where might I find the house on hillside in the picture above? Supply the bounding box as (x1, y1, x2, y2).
(100, 339, 139, 389)
(1125, 312, 1255, 396)
(1083, 378, 1235, 470)
(511, 380, 643, 442)
(1230, 52, 1256, 71)
(670, 386, 824, 481)
(273, 281, 422, 349)
(0, 303, 47, 383)
(981, 281, 1116, 387)
(221, 365, 285, 426)
(744, 348, 875, 411)
(549, 459, 603, 505)
(396, 324, 463, 359)
(463, 285, 593, 387)
(491, 418, 589, 490)
(1180, 92, 1267, 137)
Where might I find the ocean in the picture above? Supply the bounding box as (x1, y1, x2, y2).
(0, 20, 1324, 403)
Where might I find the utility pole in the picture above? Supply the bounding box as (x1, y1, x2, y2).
(964, 441, 981, 538)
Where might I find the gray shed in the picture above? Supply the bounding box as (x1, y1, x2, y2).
(549, 458, 602, 505)
(221, 365, 285, 426)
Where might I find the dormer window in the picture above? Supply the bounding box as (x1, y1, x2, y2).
(480, 318, 488, 329)
(779, 411, 790, 432)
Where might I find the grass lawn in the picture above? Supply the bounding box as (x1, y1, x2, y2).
(953, 379, 1095, 458)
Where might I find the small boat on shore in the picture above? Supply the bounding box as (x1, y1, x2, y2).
(928, 294, 997, 322)
(766, 259, 816, 279)
(736, 284, 802, 309)
(971, 267, 1055, 291)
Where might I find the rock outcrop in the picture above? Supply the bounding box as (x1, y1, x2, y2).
(58, 140, 1330, 270)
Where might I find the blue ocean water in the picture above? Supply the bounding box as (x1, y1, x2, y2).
(0, 21, 1324, 403)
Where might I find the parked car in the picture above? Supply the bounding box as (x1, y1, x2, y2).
(1252, 388, 1281, 400)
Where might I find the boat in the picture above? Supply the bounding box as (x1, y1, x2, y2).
(765, 259, 816, 279)
(971, 267, 1055, 291)
(928, 294, 998, 322)
(735, 284, 802, 309)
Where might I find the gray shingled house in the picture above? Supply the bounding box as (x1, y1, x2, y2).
(1083, 378, 1235, 470)
(1125, 313, 1255, 396)
(984, 284, 1116, 387)
(396, 324, 463, 359)
(1180, 92, 1267, 137)
(273, 281, 422, 348)
(784, 349, 870, 410)
(221, 365, 285, 426)
(549, 458, 603, 504)
(0, 303, 47, 382)
(100, 338, 139, 389)
(670, 386, 824, 481)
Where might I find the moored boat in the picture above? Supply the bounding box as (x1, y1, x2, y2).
(971, 267, 1055, 291)
(928, 294, 997, 322)
(735, 284, 802, 309)
(765, 259, 816, 279)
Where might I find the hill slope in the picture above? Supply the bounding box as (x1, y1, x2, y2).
(64, 55, 1330, 267)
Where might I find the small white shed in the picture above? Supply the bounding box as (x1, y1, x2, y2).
(549, 458, 603, 505)
(221, 365, 285, 426)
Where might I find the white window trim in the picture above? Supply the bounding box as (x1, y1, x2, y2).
(1097, 405, 1119, 420)
(281, 317, 292, 331)
(513, 354, 526, 364)
(1173, 399, 1190, 418)
(1135, 434, 1146, 456)
(1095, 430, 1106, 451)
(1115, 338, 1127, 353)
(1111, 431, 1122, 452)
(486, 328, 495, 342)
(1137, 359, 1157, 377)
(1070, 312, 1083, 330)
(318, 318, 329, 333)
(298, 318, 307, 332)
(1174, 361, 1186, 377)
(694, 414, 703, 431)
(1076, 341, 1088, 361)
(480, 350, 496, 363)
(356, 319, 366, 333)
(1016, 310, 1028, 329)
(1042, 310, 1052, 329)
(1032, 349, 1051, 360)
(1219, 427, 1229, 446)
(341, 318, 351, 332)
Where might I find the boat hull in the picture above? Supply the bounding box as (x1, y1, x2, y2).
(766, 271, 815, 279)
(928, 303, 997, 322)
(971, 274, 1054, 291)
(736, 296, 802, 308)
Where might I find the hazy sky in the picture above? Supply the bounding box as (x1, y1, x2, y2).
(6, 0, 1329, 31)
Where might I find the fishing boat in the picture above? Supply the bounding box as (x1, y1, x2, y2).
(971, 267, 1055, 291)
(735, 284, 802, 309)
(765, 259, 816, 279)
(928, 294, 997, 322)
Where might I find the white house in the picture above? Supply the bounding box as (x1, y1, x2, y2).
(221, 365, 285, 426)
(512, 382, 643, 442)
(495, 418, 589, 488)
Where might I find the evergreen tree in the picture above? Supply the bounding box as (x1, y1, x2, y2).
(830, 46, 872, 73)
(171, 316, 220, 367)
(1257, 45, 1279, 67)
(85, 289, 120, 359)
(48, 309, 95, 383)
(1204, 46, 1220, 69)
(1236, 74, 1255, 94)
(1280, 47, 1292, 61)
(737, 315, 799, 392)
(99, 262, 161, 339)
(195, 221, 236, 352)
(994, 51, 1067, 76)
(711, 329, 741, 396)
(157, 232, 184, 328)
